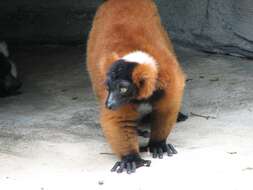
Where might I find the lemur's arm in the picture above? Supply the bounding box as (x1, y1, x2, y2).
(100, 106, 151, 173)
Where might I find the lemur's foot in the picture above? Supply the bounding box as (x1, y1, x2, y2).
(111, 154, 151, 174)
(177, 112, 188, 122)
(140, 140, 177, 159)
(137, 129, 150, 138)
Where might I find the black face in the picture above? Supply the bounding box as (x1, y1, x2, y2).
(105, 60, 137, 110)
(0, 53, 22, 97)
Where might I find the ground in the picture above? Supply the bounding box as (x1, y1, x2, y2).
(0, 46, 252, 190)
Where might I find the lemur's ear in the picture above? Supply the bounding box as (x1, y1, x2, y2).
(132, 63, 158, 99)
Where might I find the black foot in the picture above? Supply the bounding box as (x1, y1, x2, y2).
(137, 129, 150, 138)
(140, 140, 177, 159)
(177, 112, 188, 122)
(111, 154, 151, 174)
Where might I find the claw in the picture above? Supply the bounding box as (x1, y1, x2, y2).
(117, 162, 125, 173)
(131, 162, 136, 173)
(152, 148, 158, 158)
(158, 148, 163, 159)
(126, 162, 131, 174)
(111, 161, 120, 172)
(168, 144, 178, 154)
(144, 160, 151, 167)
(166, 144, 173, 156)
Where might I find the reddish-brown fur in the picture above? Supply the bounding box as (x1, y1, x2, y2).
(87, 0, 185, 158)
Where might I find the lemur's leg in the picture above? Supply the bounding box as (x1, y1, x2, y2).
(177, 112, 188, 122)
(100, 106, 151, 174)
(142, 86, 184, 158)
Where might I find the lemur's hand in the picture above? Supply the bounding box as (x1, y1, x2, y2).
(140, 140, 178, 159)
(111, 153, 151, 174)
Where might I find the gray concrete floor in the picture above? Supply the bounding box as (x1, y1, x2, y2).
(0, 46, 252, 190)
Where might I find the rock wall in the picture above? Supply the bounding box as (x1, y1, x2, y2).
(0, 0, 101, 44)
(158, 0, 253, 58)
(1, 0, 253, 57)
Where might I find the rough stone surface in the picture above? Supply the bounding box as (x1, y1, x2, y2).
(1, 0, 253, 57)
(159, 0, 253, 58)
(0, 45, 252, 189)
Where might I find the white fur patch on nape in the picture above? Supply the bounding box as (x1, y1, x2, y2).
(0, 41, 9, 57)
(122, 51, 157, 69)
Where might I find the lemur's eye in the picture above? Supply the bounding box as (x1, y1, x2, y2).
(120, 87, 128, 94)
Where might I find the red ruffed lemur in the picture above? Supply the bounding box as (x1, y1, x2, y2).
(87, 0, 186, 174)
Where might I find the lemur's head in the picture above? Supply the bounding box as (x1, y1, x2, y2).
(105, 51, 158, 110)
(0, 41, 22, 97)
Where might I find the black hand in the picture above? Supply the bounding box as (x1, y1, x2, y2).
(140, 140, 178, 159)
(111, 154, 151, 174)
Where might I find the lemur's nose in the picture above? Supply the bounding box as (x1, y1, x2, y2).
(105, 93, 118, 110)
(106, 100, 117, 110)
